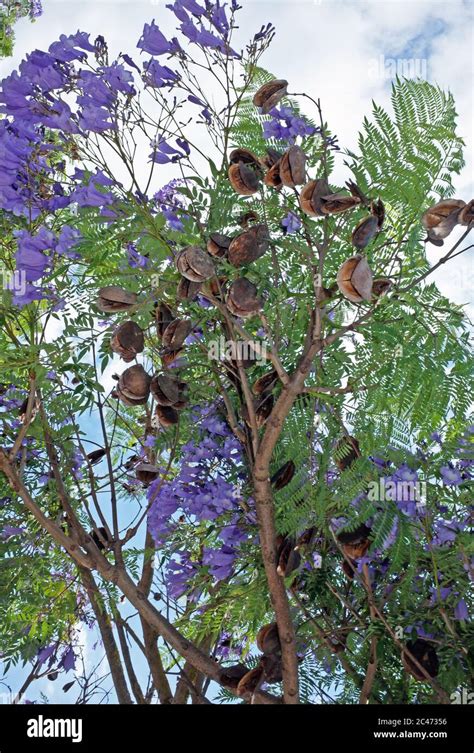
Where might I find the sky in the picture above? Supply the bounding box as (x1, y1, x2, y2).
(0, 0, 473, 704)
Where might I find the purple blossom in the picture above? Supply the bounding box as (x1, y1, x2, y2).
(454, 599, 469, 621)
(137, 21, 173, 56)
(1, 525, 25, 539)
(440, 465, 463, 486)
(126, 242, 149, 269)
(281, 211, 302, 234)
(144, 60, 179, 88)
(15, 227, 54, 281)
(263, 106, 317, 144)
(37, 644, 56, 665)
(59, 646, 76, 672)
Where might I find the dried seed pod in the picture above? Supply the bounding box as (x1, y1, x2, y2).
(422, 199, 465, 243)
(346, 180, 370, 205)
(229, 148, 261, 168)
(253, 79, 288, 114)
(226, 277, 262, 318)
(299, 178, 330, 217)
(295, 526, 316, 550)
(117, 364, 151, 402)
(337, 523, 371, 560)
(342, 558, 356, 580)
(161, 348, 184, 368)
(402, 639, 439, 681)
(256, 623, 281, 656)
(371, 198, 385, 230)
(351, 214, 379, 250)
(110, 321, 145, 362)
(372, 277, 393, 298)
(236, 666, 264, 697)
(135, 462, 160, 485)
(228, 224, 270, 267)
(150, 373, 182, 406)
(261, 147, 283, 170)
(219, 663, 249, 690)
(279, 145, 306, 188)
(228, 161, 260, 196)
(96, 286, 137, 313)
(337, 255, 373, 302)
(90, 526, 110, 551)
(271, 459, 296, 490)
(264, 160, 283, 190)
(256, 391, 274, 426)
(162, 318, 192, 350)
(458, 198, 474, 226)
(155, 303, 174, 340)
(237, 210, 259, 228)
(176, 246, 215, 282)
(253, 369, 278, 395)
(207, 233, 232, 258)
(276, 536, 301, 577)
(155, 404, 179, 427)
(177, 277, 201, 301)
(334, 435, 360, 471)
(86, 448, 107, 465)
(320, 193, 361, 215)
(261, 653, 283, 684)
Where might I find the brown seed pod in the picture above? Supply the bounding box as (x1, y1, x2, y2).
(228, 162, 260, 196)
(226, 277, 262, 318)
(276, 536, 301, 577)
(253, 79, 288, 114)
(135, 462, 160, 485)
(162, 318, 192, 350)
(299, 178, 330, 217)
(279, 145, 306, 188)
(260, 653, 283, 684)
(253, 369, 278, 395)
(256, 623, 281, 655)
(271, 459, 296, 490)
(155, 303, 174, 340)
(177, 277, 201, 301)
(346, 180, 370, 205)
(110, 321, 145, 362)
(264, 160, 283, 190)
(371, 198, 385, 230)
(236, 666, 264, 697)
(117, 365, 151, 406)
(402, 639, 439, 681)
(207, 233, 232, 258)
(96, 286, 137, 313)
(155, 404, 179, 427)
(90, 526, 110, 551)
(150, 373, 186, 407)
(261, 147, 284, 170)
(372, 277, 393, 299)
(342, 558, 356, 580)
(241, 391, 274, 427)
(334, 435, 360, 471)
(320, 193, 361, 215)
(337, 523, 371, 560)
(228, 224, 270, 267)
(229, 148, 261, 168)
(422, 199, 465, 243)
(351, 214, 379, 250)
(161, 348, 184, 368)
(176, 246, 215, 282)
(237, 210, 259, 228)
(86, 448, 107, 465)
(458, 198, 474, 226)
(337, 255, 373, 303)
(218, 663, 249, 690)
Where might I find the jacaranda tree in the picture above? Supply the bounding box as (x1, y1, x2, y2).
(0, 0, 472, 705)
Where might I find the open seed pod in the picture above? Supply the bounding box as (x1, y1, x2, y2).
(96, 286, 137, 313)
(229, 148, 261, 168)
(422, 199, 465, 243)
(219, 663, 249, 690)
(342, 558, 356, 580)
(135, 462, 160, 485)
(337, 255, 373, 302)
(402, 639, 439, 681)
(253, 79, 288, 114)
(256, 623, 281, 656)
(277, 536, 301, 577)
(176, 246, 215, 282)
(271, 459, 296, 490)
(177, 277, 201, 301)
(280, 145, 306, 188)
(226, 277, 262, 318)
(86, 448, 107, 465)
(371, 198, 385, 230)
(320, 193, 361, 215)
(264, 160, 283, 190)
(261, 147, 283, 170)
(237, 210, 259, 228)
(337, 523, 371, 560)
(228, 224, 270, 267)
(372, 277, 393, 299)
(162, 318, 192, 350)
(155, 404, 179, 428)
(110, 321, 144, 362)
(161, 348, 184, 368)
(334, 435, 360, 471)
(261, 653, 283, 684)
(155, 303, 174, 340)
(116, 365, 151, 406)
(228, 161, 260, 196)
(299, 178, 330, 217)
(253, 369, 278, 395)
(236, 666, 264, 697)
(207, 233, 232, 258)
(151, 373, 187, 408)
(90, 526, 110, 551)
(458, 198, 474, 225)
(346, 180, 370, 205)
(352, 214, 379, 250)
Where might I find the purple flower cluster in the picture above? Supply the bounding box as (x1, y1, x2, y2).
(262, 106, 317, 144)
(154, 179, 188, 231)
